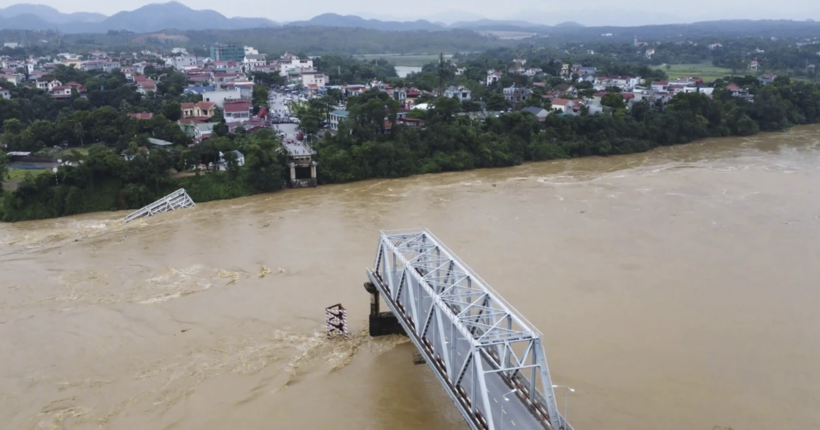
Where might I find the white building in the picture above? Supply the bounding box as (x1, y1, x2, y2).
(243, 54, 267, 71)
(201, 87, 242, 109)
(444, 85, 471, 102)
(170, 55, 198, 70)
(487, 69, 501, 85)
(300, 71, 329, 88)
(279, 53, 314, 77)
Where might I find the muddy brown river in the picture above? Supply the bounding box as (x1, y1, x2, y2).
(2, 126, 819, 430)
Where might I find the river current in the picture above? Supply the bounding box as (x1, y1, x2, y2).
(1, 126, 819, 430)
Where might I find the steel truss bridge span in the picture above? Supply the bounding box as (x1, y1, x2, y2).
(366, 229, 573, 430)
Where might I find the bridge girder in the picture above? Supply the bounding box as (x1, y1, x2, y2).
(367, 229, 571, 430)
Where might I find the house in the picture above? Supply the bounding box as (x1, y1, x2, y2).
(216, 150, 245, 171)
(708, 43, 723, 49)
(444, 85, 471, 102)
(213, 72, 245, 84)
(0, 73, 18, 85)
(300, 70, 329, 88)
(183, 85, 215, 96)
(550, 98, 574, 114)
(193, 123, 216, 142)
(342, 85, 367, 97)
(405, 88, 421, 105)
(487, 69, 501, 85)
(503, 85, 530, 105)
(243, 54, 267, 71)
(0, 88, 9, 99)
(595, 76, 639, 91)
(759, 74, 777, 85)
(49, 86, 74, 98)
(202, 87, 242, 109)
(749, 59, 760, 71)
(455, 67, 467, 75)
(222, 99, 253, 123)
(524, 68, 543, 77)
(397, 117, 424, 128)
(577, 73, 596, 84)
(391, 87, 407, 104)
(521, 106, 548, 122)
(36, 77, 62, 91)
(329, 109, 349, 131)
(222, 83, 253, 100)
(561, 63, 570, 77)
(651, 81, 669, 91)
(645, 48, 655, 58)
(128, 112, 154, 120)
(726, 83, 754, 101)
(181, 101, 216, 119)
(136, 79, 156, 95)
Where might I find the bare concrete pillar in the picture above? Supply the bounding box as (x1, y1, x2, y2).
(310, 161, 317, 179)
(289, 162, 296, 181)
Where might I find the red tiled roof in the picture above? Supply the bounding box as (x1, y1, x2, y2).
(551, 98, 571, 106)
(726, 83, 741, 91)
(223, 100, 252, 113)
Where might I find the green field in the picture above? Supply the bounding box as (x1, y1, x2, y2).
(56, 147, 89, 159)
(653, 63, 735, 80)
(355, 54, 452, 67)
(7, 168, 47, 180)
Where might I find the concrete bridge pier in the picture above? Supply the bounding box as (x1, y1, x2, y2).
(363, 282, 405, 337)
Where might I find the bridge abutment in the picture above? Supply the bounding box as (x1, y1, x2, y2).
(363, 282, 405, 337)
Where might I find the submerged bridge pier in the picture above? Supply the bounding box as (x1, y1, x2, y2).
(364, 229, 574, 430)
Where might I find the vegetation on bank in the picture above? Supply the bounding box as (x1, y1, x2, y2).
(0, 131, 286, 222)
(309, 76, 820, 184)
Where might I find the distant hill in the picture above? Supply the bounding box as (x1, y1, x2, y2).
(450, 19, 547, 29)
(287, 13, 445, 31)
(0, 1, 279, 32)
(554, 21, 584, 28)
(0, 3, 105, 23)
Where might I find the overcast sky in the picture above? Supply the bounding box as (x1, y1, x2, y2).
(4, 0, 820, 26)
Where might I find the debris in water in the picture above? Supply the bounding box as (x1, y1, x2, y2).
(259, 266, 271, 278)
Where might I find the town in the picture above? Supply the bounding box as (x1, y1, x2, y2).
(0, 33, 819, 221)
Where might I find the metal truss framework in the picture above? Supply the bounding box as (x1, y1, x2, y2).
(124, 188, 195, 223)
(366, 229, 571, 430)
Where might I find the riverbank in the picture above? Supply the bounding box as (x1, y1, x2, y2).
(2, 123, 815, 223)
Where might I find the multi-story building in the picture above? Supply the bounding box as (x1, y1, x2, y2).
(279, 52, 314, 77)
(300, 70, 329, 88)
(209, 44, 245, 62)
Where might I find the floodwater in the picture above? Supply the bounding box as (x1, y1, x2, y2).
(2, 126, 820, 430)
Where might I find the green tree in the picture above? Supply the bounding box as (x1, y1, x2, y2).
(252, 84, 270, 110)
(0, 150, 7, 192)
(162, 101, 182, 121)
(601, 93, 626, 110)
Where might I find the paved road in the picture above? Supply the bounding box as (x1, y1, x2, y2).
(268, 90, 299, 139)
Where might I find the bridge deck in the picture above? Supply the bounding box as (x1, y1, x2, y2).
(367, 229, 572, 430)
